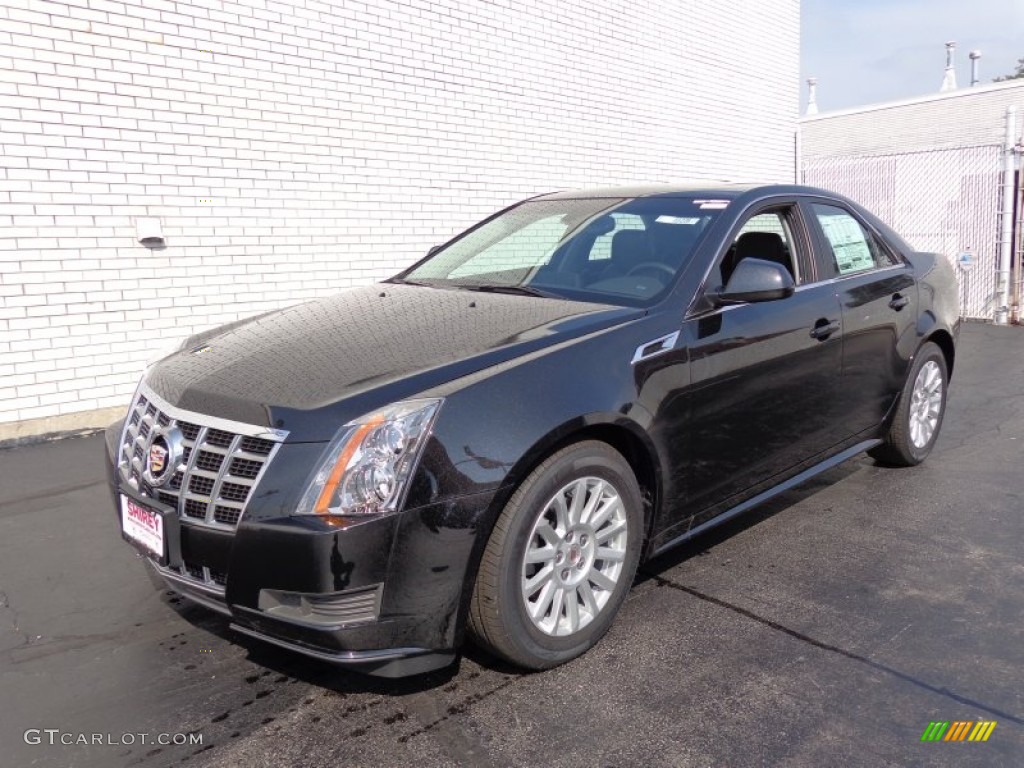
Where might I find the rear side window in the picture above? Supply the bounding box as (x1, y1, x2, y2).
(812, 204, 898, 276)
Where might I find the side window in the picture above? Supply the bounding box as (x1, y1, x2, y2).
(588, 213, 645, 261)
(738, 213, 789, 239)
(720, 210, 798, 286)
(812, 204, 898, 276)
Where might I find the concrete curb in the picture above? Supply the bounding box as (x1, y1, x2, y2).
(0, 405, 125, 450)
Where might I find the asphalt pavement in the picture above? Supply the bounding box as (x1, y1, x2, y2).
(1, 322, 1022, 768)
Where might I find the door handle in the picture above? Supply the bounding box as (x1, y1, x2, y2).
(810, 318, 840, 340)
(889, 293, 910, 311)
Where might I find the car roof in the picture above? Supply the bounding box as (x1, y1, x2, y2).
(532, 183, 831, 200)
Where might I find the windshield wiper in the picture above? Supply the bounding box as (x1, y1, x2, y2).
(385, 277, 435, 287)
(456, 283, 559, 299)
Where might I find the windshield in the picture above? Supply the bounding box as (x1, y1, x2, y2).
(396, 196, 725, 306)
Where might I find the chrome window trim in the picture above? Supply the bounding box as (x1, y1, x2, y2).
(695, 265, 910, 316)
(793, 263, 908, 291)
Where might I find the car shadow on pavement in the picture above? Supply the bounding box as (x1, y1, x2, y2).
(632, 458, 1024, 728)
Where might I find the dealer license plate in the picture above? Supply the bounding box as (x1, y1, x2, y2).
(120, 496, 165, 559)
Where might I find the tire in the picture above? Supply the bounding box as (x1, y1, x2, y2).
(868, 341, 948, 467)
(468, 441, 644, 670)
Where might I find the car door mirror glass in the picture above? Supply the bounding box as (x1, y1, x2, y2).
(716, 258, 795, 304)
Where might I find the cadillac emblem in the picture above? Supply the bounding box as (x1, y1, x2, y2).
(142, 425, 184, 488)
(149, 443, 168, 475)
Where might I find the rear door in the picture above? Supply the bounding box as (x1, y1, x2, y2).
(803, 200, 917, 436)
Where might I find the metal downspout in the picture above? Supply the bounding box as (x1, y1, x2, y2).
(1013, 148, 1024, 324)
(995, 106, 1016, 325)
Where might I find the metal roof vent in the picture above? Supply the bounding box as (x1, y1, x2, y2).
(970, 50, 982, 86)
(805, 77, 819, 116)
(940, 41, 958, 91)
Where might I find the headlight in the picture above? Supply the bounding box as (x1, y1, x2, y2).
(295, 399, 442, 518)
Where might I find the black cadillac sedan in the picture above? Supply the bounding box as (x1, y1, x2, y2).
(106, 184, 959, 676)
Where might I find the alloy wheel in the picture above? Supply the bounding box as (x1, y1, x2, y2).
(909, 359, 943, 448)
(520, 476, 629, 636)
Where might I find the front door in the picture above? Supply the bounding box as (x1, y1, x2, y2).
(655, 203, 846, 545)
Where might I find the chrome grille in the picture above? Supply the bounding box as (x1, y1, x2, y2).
(189, 475, 216, 496)
(118, 383, 287, 532)
(194, 451, 224, 473)
(214, 505, 242, 526)
(241, 436, 275, 454)
(229, 457, 262, 479)
(184, 498, 208, 519)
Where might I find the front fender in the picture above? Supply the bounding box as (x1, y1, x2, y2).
(394, 312, 681, 644)
(405, 312, 676, 511)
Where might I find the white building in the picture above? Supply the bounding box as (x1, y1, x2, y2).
(800, 80, 1024, 322)
(0, 0, 800, 439)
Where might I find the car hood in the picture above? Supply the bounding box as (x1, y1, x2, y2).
(145, 284, 644, 439)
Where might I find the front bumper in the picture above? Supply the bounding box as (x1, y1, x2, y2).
(106, 423, 497, 677)
(148, 558, 454, 676)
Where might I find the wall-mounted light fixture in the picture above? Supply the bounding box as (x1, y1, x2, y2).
(136, 217, 166, 248)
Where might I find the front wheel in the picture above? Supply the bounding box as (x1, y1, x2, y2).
(869, 341, 948, 466)
(468, 441, 643, 670)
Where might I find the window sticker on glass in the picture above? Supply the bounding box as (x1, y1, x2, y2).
(818, 213, 874, 274)
(655, 215, 701, 225)
(694, 199, 729, 210)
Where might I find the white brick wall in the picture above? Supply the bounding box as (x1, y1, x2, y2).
(0, 0, 799, 424)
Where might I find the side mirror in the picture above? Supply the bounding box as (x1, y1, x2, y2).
(714, 258, 795, 304)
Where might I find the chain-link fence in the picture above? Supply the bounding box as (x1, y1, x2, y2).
(803, 144, 1005, 319)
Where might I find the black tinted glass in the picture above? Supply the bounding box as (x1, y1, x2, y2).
(402, 197, 726, 306)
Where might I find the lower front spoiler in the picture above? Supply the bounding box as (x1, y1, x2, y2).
(149, 560, 455, 678)
(228, 622, 455, 678)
